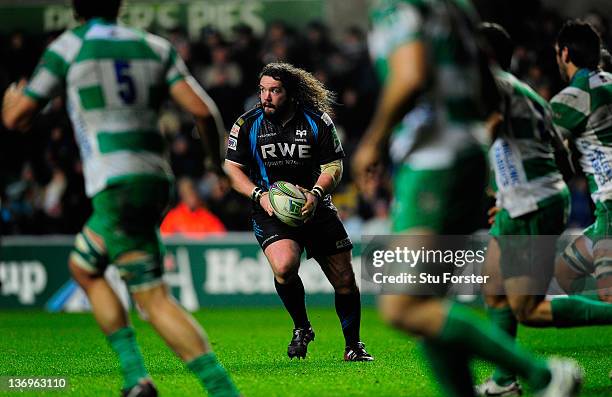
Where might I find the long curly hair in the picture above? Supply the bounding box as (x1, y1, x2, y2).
(259, 63, 337, 117)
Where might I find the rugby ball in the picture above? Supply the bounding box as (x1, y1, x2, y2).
(268, 181, 307, 227)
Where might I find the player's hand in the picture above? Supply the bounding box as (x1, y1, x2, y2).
(2, 79, 27, 125)
(488, 206, 500, 225)
(259, 192, 274, 216)
(297, 185, 317, 222)
(351, 141, 381, 185)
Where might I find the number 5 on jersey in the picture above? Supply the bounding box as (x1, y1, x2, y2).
(114, 60, 136, 104)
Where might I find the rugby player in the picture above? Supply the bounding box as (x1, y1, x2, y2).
(553, 21, 612, 307)
(477, 23, 612, 397)
(2, 1, 239, 396)
(549, 19, 612, 383)
(354, 1, 582, 396)
(224, 63, 373, 361)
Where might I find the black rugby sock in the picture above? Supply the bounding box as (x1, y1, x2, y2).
(335, 291, 361, 346)
(274, 277, 310, 328)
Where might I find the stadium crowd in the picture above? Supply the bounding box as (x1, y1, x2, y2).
(0, 1, 610, 236)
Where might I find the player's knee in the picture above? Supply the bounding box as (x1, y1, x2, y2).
(275, 268, 297, 282)
(271, 256, 300, 282)
(68, 259, 89, 286)
(69, 231, 107, 288)
(556, 239, 594, 292)
(332, 272, 358, 294)
(68, 258, 101, 288)
(131, 284, 168, 315)
(555, 258, 577, 293)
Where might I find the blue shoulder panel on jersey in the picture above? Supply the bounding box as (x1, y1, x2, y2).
(249, 113, 270, 188)
(303, 110, 319, 142)
(241, 106, 264, 122)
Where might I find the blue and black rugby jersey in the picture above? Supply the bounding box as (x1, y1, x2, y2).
(225, 104, 345, 210)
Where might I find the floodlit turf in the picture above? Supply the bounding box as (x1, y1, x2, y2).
(1, 307, 611, 396)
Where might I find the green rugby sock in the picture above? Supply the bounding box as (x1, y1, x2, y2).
(422, 340, 474, 397)
(187, 352, 239, 397)
(569, 275, 601, 301)
(436, 303, 551, 391)
(488, 306, 518, 386)
(107, 327, 149, 389)
(552, 295, 612, 327)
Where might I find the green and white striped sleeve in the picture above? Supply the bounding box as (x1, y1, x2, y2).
(165, 45, 190, 88)
(143, 32, 190, 89)
(550, 87, 589, 137)
(25, 31, 82, 103)
(369, 0, 424, 57)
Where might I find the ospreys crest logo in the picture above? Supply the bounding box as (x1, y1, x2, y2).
(296, 129, 307, 138)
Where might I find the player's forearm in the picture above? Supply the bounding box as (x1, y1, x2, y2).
(363, 42, 426, 148)
(224, 160, 258, 198)
(364, 79, 422, 148)
(313, 160, 343, 195)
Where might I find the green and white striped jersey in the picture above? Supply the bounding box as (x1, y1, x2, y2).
(551, 69, 612, 204)
(490, 70, 568, 218)
(368, 0, 489, 169)
(25, 18, 189, 197)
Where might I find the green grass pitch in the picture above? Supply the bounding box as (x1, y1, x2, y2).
(1, 307, 611, 396)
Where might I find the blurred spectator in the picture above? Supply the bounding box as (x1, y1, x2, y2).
(4, 31, 36, 82)
(333, 184, 363, 239)
(42, 166, 67, 220)
(361, 199, 391, 235)
(200, 172, 252, 231)
(335, 26, 379, 151)
(261, 20, 299, 65)
(60, 160, 91, 233)
(3, 163, 44, 234)
(354, 163, 391, 221)
(160, 177, 226, 238)
(170, 132, 205, 178)
(585, 11, 610, 44)
(303, 21, 337, 71)
(195, 43, 244, 128)
(231, 23, 262, 90)
(198, 45, 243, 90)
(168, 28, 193, 69)
(193, 26, 225, 66)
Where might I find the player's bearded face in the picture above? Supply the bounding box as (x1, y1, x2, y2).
(259, 76, 290, 117)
